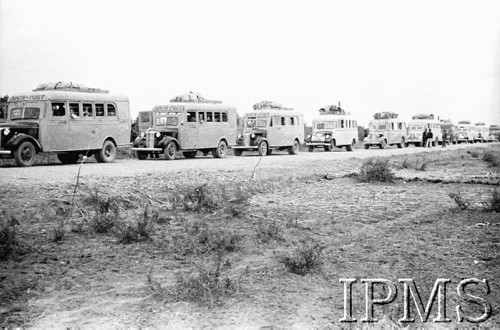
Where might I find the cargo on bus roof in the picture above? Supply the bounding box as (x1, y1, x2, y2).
(33, 81, 109, 94)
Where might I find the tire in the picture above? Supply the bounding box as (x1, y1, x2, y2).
(164, 141, 177, 160)
(346, 140, 354, 152)
(308, 146, 314, 152)
(379, 140, 387, 149)
(183, 151, 197, 159)
(212, 140, 228, 158)
(364, 144, 370, 149)
(95, 140, 116, 163)
(233, 149, 243, 157)
(136, 151, 148, 160)
(288, 139, 299, 155)
(397, 138, 405, 149)
(325, 140, 334, 152)
(57, 152, 80, 164)
(14, 141, 36, 167)
(258, 141, 268, 156)
(266, 148, 273, 155)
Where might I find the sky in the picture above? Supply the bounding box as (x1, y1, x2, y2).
(1, 0, 499, 127)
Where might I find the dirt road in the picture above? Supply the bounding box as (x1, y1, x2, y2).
(0, 143, 489, 186)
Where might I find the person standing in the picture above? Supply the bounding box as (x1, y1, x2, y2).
(442, 130, 448, 148)
(422, 128, 428, 147)
(426, 129, 433, 147)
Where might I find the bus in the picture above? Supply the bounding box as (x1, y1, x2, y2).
(488, 124, 500, 142)
(473, 122, 489, 143)
(363, 112, 407, 149)
(233, 101, 304, 156)
(132, 92, 237, 160)
(456, 120, 476, 143)
(406, 113, 442, 147)
(305, 105, 358, 152)
(439, 119, 458, 144)
(0, 82, 130, 167)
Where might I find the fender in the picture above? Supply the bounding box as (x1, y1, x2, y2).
(6, 133, 42, 152)
(158, 136, 180, 149)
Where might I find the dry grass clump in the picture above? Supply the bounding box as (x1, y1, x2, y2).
(278, 239, 324, 275)
(467, 150, 481, 158)
(489, 188, 500, 212)
(358, 158, 395, 182)
(482, 151, 500, 167)
(256, 221, 283, 243)
(0, 215, 20, 261)
(113, 208, 155, 244)
(448, 191, 471, 210)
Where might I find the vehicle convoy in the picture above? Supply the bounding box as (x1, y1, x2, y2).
(488, 124, 500, 142)
(233, 101, 304, 156)
(456, 120, 476, 143)
(0, 82, 131, 167)
(406, 113, 442, 147)
(305, 104, 358, 152)
(473, 122, 489, 143)
(363, 112, 407, 149)
(439, 119, 458, 144)
(132, 92, 237, 160)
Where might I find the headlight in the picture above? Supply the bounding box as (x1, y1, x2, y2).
(307, 134, 311, 139)
(251, 133, 255, 139)
(237, 134, 242, 139)
(140, 132, 145, 138)
(325, 134, 330, 139)
(155, 132, 161, 138)
(3, 128, 9, 135)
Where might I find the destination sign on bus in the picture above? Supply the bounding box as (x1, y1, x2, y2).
(9, 95, 47, 102)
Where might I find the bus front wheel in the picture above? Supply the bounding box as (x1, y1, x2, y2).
(96, 140, 116, 163)
(233, 149, 243, 157)
(14, 141, 36, 167)
(164, 141, 177, 160)
(212, 140, 227, 158)
(136, 151, 148, 160)
(308, 146, 314, 152)
(258, 141, 268, 156)
(288, 140, 299, 155)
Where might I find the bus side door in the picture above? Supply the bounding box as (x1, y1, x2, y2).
(41, 101, 71, 152)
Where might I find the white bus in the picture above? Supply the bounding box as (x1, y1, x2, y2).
(132, 92, 237, 160)
(406, 114, 442, 147)
(233, 101, 304, 156)
(364, 112, 407, 149)
(456, 120, 476, 143)
(305, 105, 358, 152)
(0, 82, 130, 166)
(473, 122, 489, 143)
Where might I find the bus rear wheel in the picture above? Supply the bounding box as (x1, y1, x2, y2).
(308, 146, 314, 152)
(96, 140, 116, 163)
(346, 140, 355, 152)
(233, 149, 243, 157)
(164, 141, 177, 160)
(364, 144, 370, 149)
(136, 151, 148, 160)
(212, 140, 227, 158)
(14, 141, 36, 167)
(288, 140, 299, 155)
(379, 140, 387, 149)
(58, 152, 80, 164)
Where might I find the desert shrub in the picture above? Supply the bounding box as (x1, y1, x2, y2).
(449, 191, 470, 210)
(278, 240, 324, 275)
(83, 190, 120, 234)
(468, 150, 480, 158)
(256, 221, 283, 243)
(0, 216, 19, 260)
(114, 208, 155, 244)
(358, 158, 395, 182)
(489, 188, 500, 212)
(482, 151, 500, 167)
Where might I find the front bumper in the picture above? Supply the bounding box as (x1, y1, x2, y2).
(0, 150, 11, 155)
(131, 147, 162, 152)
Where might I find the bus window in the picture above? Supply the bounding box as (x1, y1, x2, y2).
(198, 112, 205, 123)
(187, 111, 196, 122)
(52, 102, 66, 117)
(340, 120, 345, 128)
(398, 123, 403, 129)
(96, 104, 105, 117)
(214, 112, 221, 122)
(206, 112, 213, 122)
(281, 117, 286, 125)
(222, 112, 228, 122)
(107, 104, 116, 116)
(24, 107, 40, 119)
(290, 117, 295, 125)
(83, 104, 92, 117)
(69, 103, 80, 118)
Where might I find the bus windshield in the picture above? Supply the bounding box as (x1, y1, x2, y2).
(410, 125, 424, 130)
(155, 116, 179, 126)
(10, 107, 40, 120)
(316, 122, 335, 129)
(371, 124, 387, 130)
(246, 117, 267, 128)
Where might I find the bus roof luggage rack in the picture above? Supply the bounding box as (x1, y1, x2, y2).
(475, 122, 486, 126)
(318, 104, 348, 115)
(458, 120, 471, 125)
(373, 112, 398, 119)
(33, 82, 109, 93)
(253, 101, 293, 110)
(170, 91, 221, 104)
(412, 113, 435, 120)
